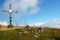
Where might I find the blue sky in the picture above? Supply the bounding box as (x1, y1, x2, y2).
(0, 0, 60, 26)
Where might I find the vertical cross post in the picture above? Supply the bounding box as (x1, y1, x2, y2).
(9, 4, 12, 27)
(2, 4, 18, 28)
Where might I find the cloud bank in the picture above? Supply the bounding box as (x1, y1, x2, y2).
(29, 18, 60, 28)
(29, 22, 44, 27)
(0, 22, 8, 25)
(4, 0, 43, 16)
(43, 18, 60, 28)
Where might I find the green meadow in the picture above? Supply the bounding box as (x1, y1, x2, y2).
(0, 27, 60, 40)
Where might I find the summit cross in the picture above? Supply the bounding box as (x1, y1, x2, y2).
(2, 4, 18, 28)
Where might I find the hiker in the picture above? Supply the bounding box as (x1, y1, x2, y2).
(25, 25, 29, 28)
(38, 27, 43, 32)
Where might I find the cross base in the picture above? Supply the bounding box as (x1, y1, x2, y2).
(7, 25, 13, 28)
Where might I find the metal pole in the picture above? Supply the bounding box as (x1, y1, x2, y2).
(10, 13, 12, 27)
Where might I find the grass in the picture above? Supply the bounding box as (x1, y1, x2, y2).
(0, 27, 60, 40)
(0, 30, 20, 40)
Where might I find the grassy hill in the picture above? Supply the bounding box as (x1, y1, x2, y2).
(0, 27, 60, 40)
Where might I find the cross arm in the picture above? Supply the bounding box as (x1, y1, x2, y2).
(2, 10, 9, 12)
(12, 11, 18, 13)
(9, 4, 11, 9)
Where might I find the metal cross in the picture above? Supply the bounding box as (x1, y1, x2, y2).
(2, 4, 18, 28)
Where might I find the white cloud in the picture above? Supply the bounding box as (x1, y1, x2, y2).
(34, 23, 44, 26)
(43, 18, 60, 28)
(0, 22, 8, 25)
(29, 7, 40, 14)
(29, 22, 44, 27)
(4, 0, 43, 16)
